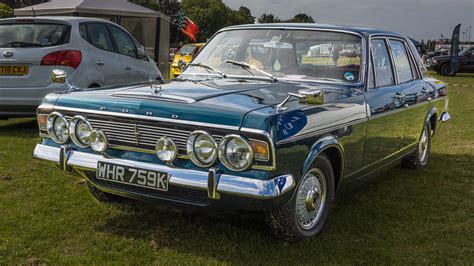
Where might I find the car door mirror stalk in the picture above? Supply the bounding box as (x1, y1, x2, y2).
(277, 89, 324, 112)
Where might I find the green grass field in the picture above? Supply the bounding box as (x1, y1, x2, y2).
(1, 74, 473, 264)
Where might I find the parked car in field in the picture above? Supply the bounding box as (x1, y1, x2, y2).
(33, 24, 450, 241)
(170, 43, 204, 78)
(430, 46, 474, 76)
(0, 17, 161, 118)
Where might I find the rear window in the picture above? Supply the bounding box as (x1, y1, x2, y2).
(0, 23, 70, 48)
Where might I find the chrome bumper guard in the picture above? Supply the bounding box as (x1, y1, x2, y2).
(33, 144, 295, 200)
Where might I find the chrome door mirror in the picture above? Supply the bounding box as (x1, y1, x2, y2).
(277, 89, 324, 112)
(137, 47, 147, 60)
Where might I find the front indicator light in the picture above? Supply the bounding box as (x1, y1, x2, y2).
(89, 130, 108, 153)
(47, 112, 69, 144)
(250, 140, 270, 161)
(219, 135, 254, 172)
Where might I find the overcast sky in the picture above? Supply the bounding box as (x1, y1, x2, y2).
(224, 0, 474, 41)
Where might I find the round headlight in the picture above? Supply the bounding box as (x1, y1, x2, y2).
(219, 135, 254, 172)
(187, 131, 217, 167)
(89, 130, 108, 153)
(68, 116, 93, 148)
(46, 112, 69, 144)
(155, 137, 177, 163)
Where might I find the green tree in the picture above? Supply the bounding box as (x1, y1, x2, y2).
(234, 6, 254, 24)
(286, 13, 315, 23)
(3, 0, 47, 9)
(257, 13, 281, 23)
(0, 3, 13, 18)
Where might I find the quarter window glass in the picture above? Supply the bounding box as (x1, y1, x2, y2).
(110, 26, 137, 57)
(371, 39, 395, 87)
(86, 23, 114, 52)
(390, 40, 414, 83)
(79, 24, 87, 39)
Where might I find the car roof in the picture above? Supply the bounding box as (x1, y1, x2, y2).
(0, 16, 112, 24)
(222, 23, 405, 38)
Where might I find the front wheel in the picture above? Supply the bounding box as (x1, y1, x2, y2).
(265, 155, 335, 242)
(440, 63, 456, 76)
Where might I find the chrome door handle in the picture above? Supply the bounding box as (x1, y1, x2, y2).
(394, 93, 405, 99)
(125, 66, 131, 71)
(96, 61, 104, 66)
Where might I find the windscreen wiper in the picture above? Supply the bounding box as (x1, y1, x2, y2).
(1, 42, 43, 48)
(225, 60, 278, 83)
(188, 62, 228, 78)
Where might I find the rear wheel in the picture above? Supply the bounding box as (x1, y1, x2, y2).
(440, 63, 456, 76)
(265, 155, 335, 242)
(86, 181, 125, 202)
(403, 123, 432, 169)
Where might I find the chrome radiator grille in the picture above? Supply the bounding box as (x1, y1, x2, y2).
(88, 118, 223, 155)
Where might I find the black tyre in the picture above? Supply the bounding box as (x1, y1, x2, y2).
(86, 181, 125, 202)
(265, 155, 335, 242)
(440, 63, 456, 76)
(403, 123, 432, 169)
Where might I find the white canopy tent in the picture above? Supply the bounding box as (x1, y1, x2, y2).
(15, 0, 171, 77)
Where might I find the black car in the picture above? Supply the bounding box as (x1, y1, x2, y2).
(431, 47, 474, 76)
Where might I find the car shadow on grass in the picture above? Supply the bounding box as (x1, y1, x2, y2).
(92, 152, 473, 263)
(0, 118, 37, 137)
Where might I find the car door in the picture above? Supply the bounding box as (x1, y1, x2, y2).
(83, 23, 124, 87)
(389, 38, 432, 147)
(363, 38, 405, 167)
(108, 25, 150, 84)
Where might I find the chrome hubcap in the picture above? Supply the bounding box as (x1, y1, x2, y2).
(419, 128, 429, 162)
(296, 169, 327, 230)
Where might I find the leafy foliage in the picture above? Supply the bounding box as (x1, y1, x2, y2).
(2, 0, 46, 9)
(0, 3, 13, 18)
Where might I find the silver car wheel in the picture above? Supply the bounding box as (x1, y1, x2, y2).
(296, 168, 327, 230)
(419, 127, 429, 163)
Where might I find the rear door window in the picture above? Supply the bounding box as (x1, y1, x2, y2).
(389, 40, 414, 83)
(86, 23, 114, 52)
(109, 26, 137, 58)
(0, 23, 70, 48)
(371, 39, 395, 87)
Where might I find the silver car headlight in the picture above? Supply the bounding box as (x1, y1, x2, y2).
(68, 115, 93, 148)
(187, 131, 218, 167)
(46, 112, 69, 144)
(155, 137, 178, 163)
(219, 134, 254, 172)
(89, 130, 108, 153)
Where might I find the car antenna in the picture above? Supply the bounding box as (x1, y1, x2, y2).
(31, 7, 36, 17)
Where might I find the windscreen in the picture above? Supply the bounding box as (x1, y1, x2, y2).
(0, 23, 70, 48)
(183, 29, 363, 83)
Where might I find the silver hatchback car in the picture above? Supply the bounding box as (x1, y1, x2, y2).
(0, 17, 162, 118)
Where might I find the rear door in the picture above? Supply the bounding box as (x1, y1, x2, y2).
(389, 38, 432, 147)
(0, 19, 71, 88)
(363, 38, 405, 167)
(82, 22, 125, 87)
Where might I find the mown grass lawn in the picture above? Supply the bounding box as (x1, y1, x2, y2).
(0, 74, 473, 264)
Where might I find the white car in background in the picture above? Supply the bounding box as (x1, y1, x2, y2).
(0, 17, 161, 118)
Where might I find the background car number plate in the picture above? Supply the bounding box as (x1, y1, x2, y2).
(0, 65, 29, 76)
(96, 162, 169, 191)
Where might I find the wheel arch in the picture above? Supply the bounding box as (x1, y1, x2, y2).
(302, 135, 344, 192)
(425, 106, 438, 137)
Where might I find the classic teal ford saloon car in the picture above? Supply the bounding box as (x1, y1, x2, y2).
(33, 24, 450, 241)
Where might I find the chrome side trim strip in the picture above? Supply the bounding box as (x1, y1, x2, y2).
(32, 144, 294, 199)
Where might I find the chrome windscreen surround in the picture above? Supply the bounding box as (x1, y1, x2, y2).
(187, 130, 218, 168)
(46, 112, 69, 144)
(218, 134, 255, 172)
(68, 115, 93, 148)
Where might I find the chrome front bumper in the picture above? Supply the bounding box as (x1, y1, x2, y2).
(33, 144, 294, 201)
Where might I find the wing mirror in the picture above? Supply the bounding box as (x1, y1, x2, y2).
(137, 47, 147, 60)
(277, 88, 324, 112)
(51, 69, 75, 92)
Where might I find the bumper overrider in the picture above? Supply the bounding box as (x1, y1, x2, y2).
(33, 144, 295, 209)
